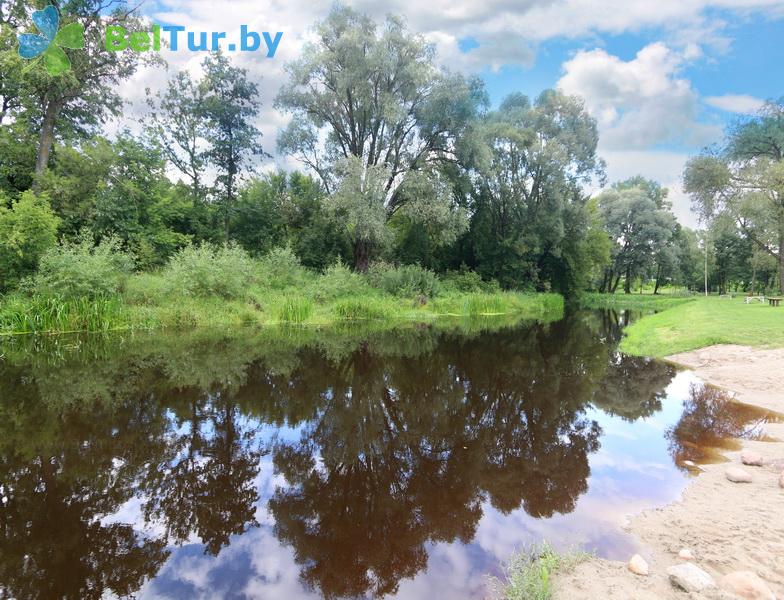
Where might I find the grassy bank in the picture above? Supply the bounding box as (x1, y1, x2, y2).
(0, 275, 563, 336)
(493, 543, 591, 600)
(620, 296, 784, 357)
(579, 292, 695, 311)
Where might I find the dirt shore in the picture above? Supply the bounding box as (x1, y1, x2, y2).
(554, 345, 784, 600)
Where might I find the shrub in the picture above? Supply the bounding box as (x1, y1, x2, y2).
(0, 191, 60, 292)
(35, 232, 134, 299)
(164, 242, 255, 299)
(258, 246, 311, 289)
(367, 262, 439, 298)
(313, 260, 371, 301)
(277, 297, 314, 323)
(124, 273, 169, 305)
(440, 269, 500, 294)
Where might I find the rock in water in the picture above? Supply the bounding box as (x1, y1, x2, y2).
(725, 466, 753, 483)
(678, 548, 695, 561)
(741, 451, 764, 466)
(719, 571, 775, 599)
(667, 563, 716, 592)
(627, 554, 649, 576)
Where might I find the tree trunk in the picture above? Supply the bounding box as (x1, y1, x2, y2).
(623, 267, 632, 294)
(34, 97, 62, 184)
(653, 263, 662, 295)
(354, 238, 370, 272)
(611, 272, 621, 293)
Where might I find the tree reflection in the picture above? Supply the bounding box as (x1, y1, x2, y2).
(0, 314, 678, 600)
(666, 383, 775, 466)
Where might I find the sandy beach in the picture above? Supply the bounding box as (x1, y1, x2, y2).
(555, 345, 784, 599)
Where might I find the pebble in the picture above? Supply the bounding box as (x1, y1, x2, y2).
(678, 548, 695, 561)
(725, 466, 753, 483)
(683, 460, 696, 467)
(741, 451, 764, 466)
(667, 563, 716, 592)
(719, 571, 775, 600)
(627, 554, 649, 576)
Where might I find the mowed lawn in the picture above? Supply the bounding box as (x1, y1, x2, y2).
(620, 296, 784, 357)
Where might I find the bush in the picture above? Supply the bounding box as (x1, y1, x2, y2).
(34, 232, 134, 299)
(313, 260, 371, 301)
(258, 246, 311, 289)
(0, 191, 60, 292)
(440, 269, 500, 293)
(367, 262, 439, 298)
(164, 242, 255, 299)
(332, 297, 390, 320)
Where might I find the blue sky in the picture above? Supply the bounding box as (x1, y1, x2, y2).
(127, 0, 784, 226)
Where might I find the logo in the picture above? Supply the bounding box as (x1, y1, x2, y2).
(17, 5, 85, 75)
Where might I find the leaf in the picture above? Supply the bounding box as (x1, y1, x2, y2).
(32, 5, 59, 41)
(17, 33, 50, 59)
(54, 22, 85, 49)
(42, 44, 70, 76)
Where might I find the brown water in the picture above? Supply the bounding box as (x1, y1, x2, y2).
(0, 311, 776, 600)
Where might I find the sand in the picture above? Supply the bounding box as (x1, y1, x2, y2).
(554, 345, 784, 600)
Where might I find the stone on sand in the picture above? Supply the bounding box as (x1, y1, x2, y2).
(678, 548, 694, 561)
(779, 471, 784, 489)
(725, 466, 753, 483)
(741, 451, 764, 466)
(719, 571, 775, 600)
(667, 563, 716, 593)
(627, 554, 649, 576)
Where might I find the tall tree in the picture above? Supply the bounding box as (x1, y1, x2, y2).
(468, 91, 606, 292)
(597, 178, 677, 294)
(200, 52, 265, 240)
(275, 5, 486, 270)
(2, 0, 159, 180)
(684, 98, 784, 293)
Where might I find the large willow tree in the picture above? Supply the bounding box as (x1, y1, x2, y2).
(275, 5, 486, 270)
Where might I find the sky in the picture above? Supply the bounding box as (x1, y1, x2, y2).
(122, 0, 784, 227)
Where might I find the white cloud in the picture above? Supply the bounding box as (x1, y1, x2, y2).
(705, 93, 766, 114)
(557, 43, 722, 150)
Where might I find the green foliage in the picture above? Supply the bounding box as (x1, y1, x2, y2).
(495, 543, 591, 600)
(0, 191, 60, 292)
(440, 269, 500, 293)
(331, 297, 390, 320)
(164, 242, 255, 299)
(0, 293, 129, 334)
(277, 297, 314, 323)
(367, 262, 440, 298)
(313, 261, 372, 301)
(34, 233, 134, 299)
(258, 246, 312, 290)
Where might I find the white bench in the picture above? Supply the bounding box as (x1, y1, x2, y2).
(745, 296, 766, 304)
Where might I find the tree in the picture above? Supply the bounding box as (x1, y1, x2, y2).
(684, 98, 784, 293)
(275, 5, 485, 270)
(0, 190, 59, 291)
(597, 178, 677, 293)
(467, 91, 606, 292)
(200, 52, 266, 240)
(2, 1, 159, 180)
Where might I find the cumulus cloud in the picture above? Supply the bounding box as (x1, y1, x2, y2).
(557, 43, 723, 150)
(705, 93, 766, 114)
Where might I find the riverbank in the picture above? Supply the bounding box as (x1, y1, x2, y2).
(620, 296, 784, 357)
(554, 344, 784, 599)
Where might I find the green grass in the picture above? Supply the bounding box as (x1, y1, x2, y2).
(621, 295, 784, 357)
(0, 272, 564, 336)
(494, 542, 591, 600)
(580, 292, 695, 311)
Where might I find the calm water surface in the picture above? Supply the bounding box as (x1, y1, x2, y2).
(0, 311, 774, 599)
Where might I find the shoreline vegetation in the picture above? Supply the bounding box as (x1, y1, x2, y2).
(0, 243, 564, 336)
(582, 292, 784, 358)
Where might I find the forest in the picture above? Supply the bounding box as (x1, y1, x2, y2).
(1, 0, 783, 334)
